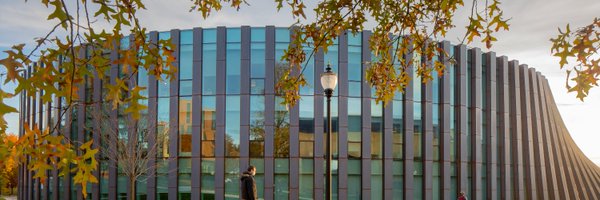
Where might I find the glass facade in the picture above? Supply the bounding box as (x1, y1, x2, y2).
(19, 26, 598, 200)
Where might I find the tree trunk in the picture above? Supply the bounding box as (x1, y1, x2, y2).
(130, 177, 136, 200)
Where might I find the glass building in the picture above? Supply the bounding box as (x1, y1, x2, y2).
(18, 26, 600, 200)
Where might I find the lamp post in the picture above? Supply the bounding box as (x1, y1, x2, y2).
(320, 63, 337, 200)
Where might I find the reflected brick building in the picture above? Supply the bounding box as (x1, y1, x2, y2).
(19, 26, 600, 200)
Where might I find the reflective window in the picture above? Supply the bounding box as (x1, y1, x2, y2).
(299, 97, 314, 157)
(413, 54, 423, 163)
(348, 32, 362, 46)
(299, 159, 313, 199)
(156, 159, 169, 199)
(203, 29, 217, 95)
(203, 29, 217, 43)
(225, 96, 240, 156)
(201, 158, 215, 199)
(432, 55, 441, 161)
(299, 46, 314, 95)
(274, 159, 289, 200)
(371, 99, 383, 159)
(227, 29, 241, 94)
(250, 96, 265, 157)
(275, 97, 290, 157)
(180, 80, 193, 96)
(414, 101, 422, 160)
(251, 79, 265, 95)
(348, 98, 361, 158)
(251, 28, 266, 95)
(120, 35, 130, 50)
(393, 100, 403, 159)
(138, 66, 149, 97)
(348, 159, 361, 199)
(348, 37, 362, 106)
(158, 32, 171, 97)
(179, 97, 192, 156)
(275, 28, 290, 43)
(179, 48, 193, 79)
(414, 161, 423, 200)
(251, 44, 265, 78)
(251, 28, 265, 42)
(225, 158, 239, 199)
(179, 158, 191, 199)
(371, 99, 383, 200)
(157, 97, 170, 158)
(180, 30, 193, 80)
(202, 96, 216, 157)
(393, 160, 404, 199)
(371, 160, 383, 200)
(348, 82, 361, 97)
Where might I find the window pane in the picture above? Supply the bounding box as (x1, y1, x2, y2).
(180, 30, 193, 45)
(202, 96, 216, 157)
(414, 102, 422, 160)
(348, 81, 361, 97)
(179, 158, 191, 198)
(348, 45, 362, 81)
(227, 28, 241, 42)
(348, 32, 361, 46)
(202, 43, 216, 95)
(299, 97, 314, 157)
(180, 80, 193, 96)
(180, 44, 193, 80)
(179, 97, 192, 156)
(274, 159, 289, 199)
(250, 96, 265, 157)
(348, 97, 361, 158)
(225, 158, 239, 199)
(371, 99, 382, 159)
(275, 28, 289, 42)
(393, 160, 404, 198)
(299, 49, 314, 95)
(251, 79, 265, 95)
(226, 96, 240, 157)
(157, 97, 170, 158)
(251, 28, 265, 42)
(227, 43, 241, 94)
(393, 100, 403, 159)
(348, 159, 361, 199)
(371, 160, 383, 200)
(251, 43, 265, 78)
(299, 159, 313, 199)
(275, 97, 290, 157)
(203, 29, 216, 43)
(201, 158, 215, 199)
(156, 159, 169, 199)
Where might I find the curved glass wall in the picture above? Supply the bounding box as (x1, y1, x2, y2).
(19, 26, 600, 200)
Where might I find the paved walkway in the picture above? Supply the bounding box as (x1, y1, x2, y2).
(1, 196, 17, 200)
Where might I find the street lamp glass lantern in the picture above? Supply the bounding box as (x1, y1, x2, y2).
(320, 66, 338, 91)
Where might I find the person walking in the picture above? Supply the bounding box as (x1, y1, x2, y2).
(241, 165, 258, 200)
(458, 191, 468, 200)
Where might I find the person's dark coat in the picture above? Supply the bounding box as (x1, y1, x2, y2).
(241, 171, 257, 200)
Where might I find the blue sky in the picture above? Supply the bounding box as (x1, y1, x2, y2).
(1, 0, 600, 165)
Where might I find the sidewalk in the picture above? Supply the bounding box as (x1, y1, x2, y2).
(1, 196, 16, 200)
